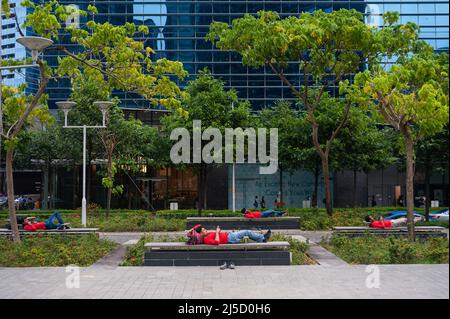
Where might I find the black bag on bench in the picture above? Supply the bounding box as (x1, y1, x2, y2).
(4, 216, 25, 230)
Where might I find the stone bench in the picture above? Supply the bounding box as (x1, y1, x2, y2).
(0, 228, 99, 238)
(144, 241, 291, 266)
(186, 217, 300, 230)
(332, 226, 447, 239)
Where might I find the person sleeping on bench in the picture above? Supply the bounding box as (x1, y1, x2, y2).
(241, 208, 287, 219)
(364, 215, 422, 229)
(22, 212, 70, 231)
(192, 224, 272, 245)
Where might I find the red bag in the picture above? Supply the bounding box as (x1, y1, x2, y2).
(186, 224, 203, 245)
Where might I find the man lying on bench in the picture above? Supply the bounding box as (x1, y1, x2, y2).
(190, 224, 272, 269)
(241, 208, 287, 219)
(22, 212, 70, 231)
(364, 215, 422, 229)
(191, 224, 272, 245)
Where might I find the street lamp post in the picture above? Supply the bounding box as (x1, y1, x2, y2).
(57, 100, 112, 227)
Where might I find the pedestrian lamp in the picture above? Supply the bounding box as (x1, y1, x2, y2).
(56, 101, 77, 127)
(16, 36, 54, 63)
(57, 100, 112, 226)
(93, 101, 113, 126)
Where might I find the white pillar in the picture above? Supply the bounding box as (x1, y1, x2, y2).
(231, 102, 236, 212)
(232, 163, 236, 212)
(81, 125, 87, 226)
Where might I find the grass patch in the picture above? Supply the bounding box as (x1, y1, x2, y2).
(0, 235, 117, 267)
(122, 233, 315, 266)
(121, 234, 185, 266)
(270, 233, 316, 265)
(322, 235, 449, 265)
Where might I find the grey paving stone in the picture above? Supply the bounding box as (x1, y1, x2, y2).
(0, 264, 448, 299)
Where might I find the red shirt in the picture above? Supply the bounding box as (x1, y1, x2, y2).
(244, 211, 262, 219)
(203, 232, 229, 245)
(24, 222, 46, 231)
(369, 220, 393, 229)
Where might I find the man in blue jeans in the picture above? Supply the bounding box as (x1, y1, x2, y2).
(23, 212, 69, 231)
(199, 225, 272, 269)
(201, 226, 271, 245)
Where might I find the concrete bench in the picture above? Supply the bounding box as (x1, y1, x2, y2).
(186, 217, 300, 230)
(332, 226, 447, 239)
(0, 228, 99, 238)
(144, 241, 291, 266)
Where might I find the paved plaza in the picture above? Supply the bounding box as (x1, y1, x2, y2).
(1, 231, 448, 299)
(0, 264, 448, 299)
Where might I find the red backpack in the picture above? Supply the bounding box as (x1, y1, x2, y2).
(186, 224, 203, 245)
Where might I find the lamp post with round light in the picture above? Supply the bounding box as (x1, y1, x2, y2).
(57, 100, 112, 227)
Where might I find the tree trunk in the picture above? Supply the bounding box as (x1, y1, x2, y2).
(310, 112, 334, 215)
(312, 160, 319, 208)
(106, 156, 113, 218)
(6, 149, 20, 242)
(106, 188, 112, 218)
(404, 132, 416, 241)
(42, 163, 49, 210)
(50, 165, 57, 209)
(353, 169, 358, 208)
(321, 155, 333, 216)
(424, 158, 431, 222)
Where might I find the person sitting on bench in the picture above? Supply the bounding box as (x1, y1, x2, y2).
(195, 225, 272, 245)
(22, 212, 69, 231)
(241, 208, 287, 219)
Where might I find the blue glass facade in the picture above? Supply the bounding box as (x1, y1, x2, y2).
(30, 0, 448, 110)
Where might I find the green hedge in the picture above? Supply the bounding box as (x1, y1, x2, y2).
(1, 207, 447, 232)
(0, 235, 117, 267)
(323, 235, 449, 264)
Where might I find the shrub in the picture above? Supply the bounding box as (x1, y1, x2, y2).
(0, 235, 117, 267)
(121, 234, 185, 266)
(324, 235, 449, 264)
(270, 233, 315, 265)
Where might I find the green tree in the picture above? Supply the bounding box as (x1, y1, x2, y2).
(259, 100, 321, 207)
(1, 0, 187, 241)
(1, 0, 9, 15)
(161, 69, 254, 215)
(207, 9, 418, 215)
(346, 49, 449, 240)
(98, 105, 161, 216)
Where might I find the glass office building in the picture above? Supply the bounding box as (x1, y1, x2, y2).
(22, 1, 448, 209)
(30, 0, 449, 110)
(1, 0, 27, 87)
